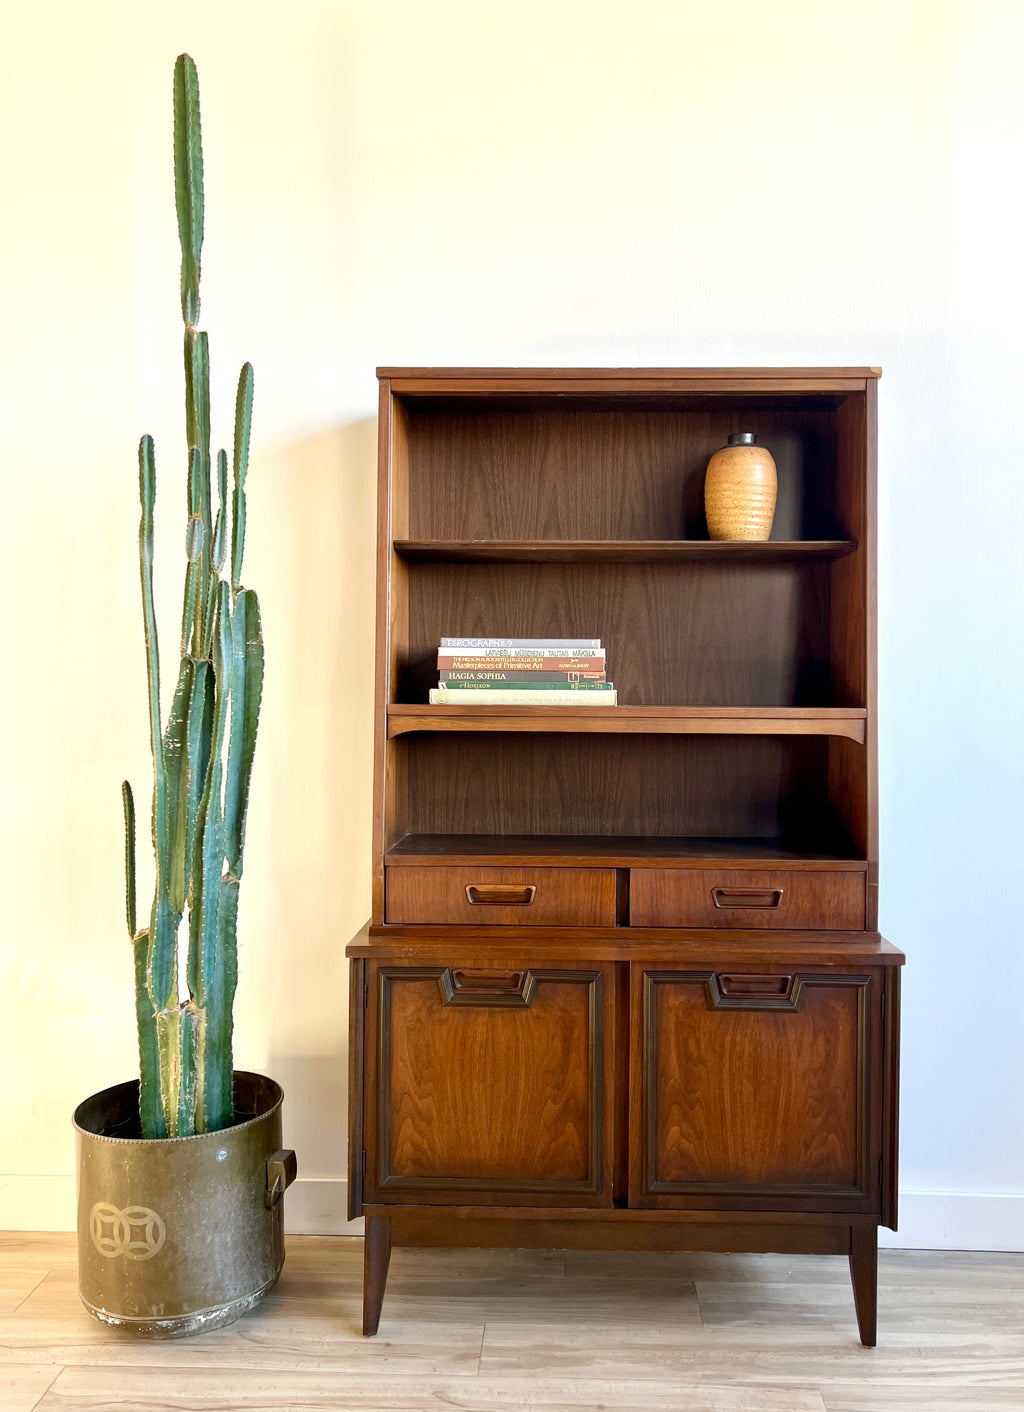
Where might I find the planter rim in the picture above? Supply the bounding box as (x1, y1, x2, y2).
(73, 1070, 283, 1147)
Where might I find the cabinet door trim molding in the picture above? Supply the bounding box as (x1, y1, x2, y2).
(639, 969, 872, 1201)
(373, 965, 607, 1197)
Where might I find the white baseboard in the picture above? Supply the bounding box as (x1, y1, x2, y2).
(0, 1174, 364, 1238)
(879, 1192, 1024, 1252)
(0, 1175, 77, 1232)
(283, 1179, 363, 1236)
(4, 1174, 1023, 1252)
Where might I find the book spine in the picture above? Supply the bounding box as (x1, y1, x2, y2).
(439, 670, 606, 683)
(437, 655, 606, 672)
(436, 646, 605, 659)
(438, 678, 614, 690)
(439, 637, 601, 649)
(429, 687, 618, 705)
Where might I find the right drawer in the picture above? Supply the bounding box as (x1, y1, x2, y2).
(630, 868, 866, 930)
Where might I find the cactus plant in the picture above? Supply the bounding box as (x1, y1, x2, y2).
(122, 53, 263, 1139)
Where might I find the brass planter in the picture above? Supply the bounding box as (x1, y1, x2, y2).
(74, 1071, 296, 1337)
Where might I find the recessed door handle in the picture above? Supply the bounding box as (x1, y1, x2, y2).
(707, 973, 802, 1011)
(712, 887, 784, 909)
(439, 968, 538, 1008)
(465, 884, 537, 906)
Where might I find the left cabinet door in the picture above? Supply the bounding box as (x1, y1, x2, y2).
(362, 961, 616, 1206)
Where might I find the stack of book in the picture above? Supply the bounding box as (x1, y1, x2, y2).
(428, 637, 617, 705)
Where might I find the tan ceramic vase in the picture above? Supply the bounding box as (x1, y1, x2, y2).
(704, 432, 777, 541)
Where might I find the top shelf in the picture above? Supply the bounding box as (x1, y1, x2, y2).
(379, 367, 881, 397)
(394, 539, 857, 564)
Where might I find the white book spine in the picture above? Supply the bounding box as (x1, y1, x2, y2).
(440, 637, 601, 648)
(437, 646, 605, 659)
(429, 688, 618, 705)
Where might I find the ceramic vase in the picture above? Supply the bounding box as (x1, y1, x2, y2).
(704, 432, 777, 541)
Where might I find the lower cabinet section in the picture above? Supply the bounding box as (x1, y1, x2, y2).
(350, 940, 902, 1345)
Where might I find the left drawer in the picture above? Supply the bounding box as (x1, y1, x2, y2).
(385, 865, 617, 925)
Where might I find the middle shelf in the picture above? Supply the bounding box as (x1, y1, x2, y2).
(393, 539, 858, 563)
(385, 834, 867, 867)
(387, 705, 867, 741)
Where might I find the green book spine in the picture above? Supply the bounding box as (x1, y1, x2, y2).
(438, 678, 614, 690)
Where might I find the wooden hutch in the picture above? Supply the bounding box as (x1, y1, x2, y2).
(347, 366, 902, 1345)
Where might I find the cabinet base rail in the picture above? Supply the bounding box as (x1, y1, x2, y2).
(360, 1208, 880, 1346)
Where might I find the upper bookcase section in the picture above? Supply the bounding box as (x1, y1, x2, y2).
(378, 368, 879, 545)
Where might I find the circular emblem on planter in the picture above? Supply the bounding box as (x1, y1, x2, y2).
(89, 1202, 167, 1261)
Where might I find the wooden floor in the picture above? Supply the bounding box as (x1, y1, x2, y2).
(2, 1234, 1024, 1411)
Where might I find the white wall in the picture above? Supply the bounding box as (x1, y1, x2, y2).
(1, 0, 1021, 1248)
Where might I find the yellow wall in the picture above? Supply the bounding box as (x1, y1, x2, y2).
(2, 1, 1022, 1243)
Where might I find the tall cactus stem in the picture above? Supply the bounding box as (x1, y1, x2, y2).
(173, 53, 204, 327)
(213, 449, 228, 573)
(122, 781, 137, 939)
(138, 436, 162, 816)
(231, 363, 253, 590)
(132, 54, 260, 1139)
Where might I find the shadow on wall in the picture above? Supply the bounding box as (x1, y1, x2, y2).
(241, 415, 377, 1184)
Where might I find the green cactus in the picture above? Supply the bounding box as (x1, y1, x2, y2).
(122, 54, 264, 1138)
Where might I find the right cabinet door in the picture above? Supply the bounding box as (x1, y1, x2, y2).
(630, 965, 880, 1212)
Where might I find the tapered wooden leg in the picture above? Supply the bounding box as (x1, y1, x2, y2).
(362, 1215, 392, 1337)
(848, 1224, 878, 1347)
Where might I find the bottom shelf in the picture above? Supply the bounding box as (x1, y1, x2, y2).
(385, 833, 867, 869)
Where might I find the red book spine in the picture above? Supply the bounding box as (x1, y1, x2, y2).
(437, 655, 606, 672)
(439, 669, 606, 682)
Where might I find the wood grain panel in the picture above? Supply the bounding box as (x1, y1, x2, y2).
(386, 866, 617, 925)
(348, 958, 365, 1220)
(829, 388, 875, 920)
(404, 407, 839, 542)
(385, 1208, 853, 1255)
(630, 868, 866, 930)
(370, 966, 612, 1203)
(635, 970, 870, 1200)
(404, 560, 833, 707)
(405, 732, 840, 842)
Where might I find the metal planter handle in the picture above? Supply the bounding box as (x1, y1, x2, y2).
(265, 1150, 297, 1209)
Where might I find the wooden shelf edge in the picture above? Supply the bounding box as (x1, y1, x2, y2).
(379, 367, 881, 395)
(385, 835, 868, 868)
(393, 539, 858, 563)
(348, 930, 906, 965)
(378, 366, 883, 379)
(387, 705, 868, 743)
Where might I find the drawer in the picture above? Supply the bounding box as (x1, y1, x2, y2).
(629, 868, 866, 930)
(386, 865, 617, 925)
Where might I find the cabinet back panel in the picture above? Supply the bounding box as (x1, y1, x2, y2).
(404, 405, 840, 541)
(405, 733, 835, 841)
(404, 561, 836, 707)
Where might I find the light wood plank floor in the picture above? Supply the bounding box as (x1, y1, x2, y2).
(2, 1233, 1023, 1411)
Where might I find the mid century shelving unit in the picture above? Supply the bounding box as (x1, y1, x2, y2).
(347, 366, 902, 1345)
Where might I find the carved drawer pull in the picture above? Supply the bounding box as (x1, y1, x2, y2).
(707, 973, 802, 1011)
(465, 884, 537, 906)
(712, 887, 784, 909)
(439, 968, 539, 1008)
